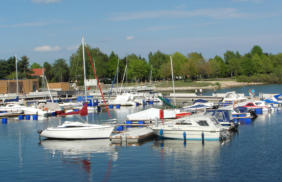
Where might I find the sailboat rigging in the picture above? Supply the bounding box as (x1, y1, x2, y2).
(39, 36, 114, 139)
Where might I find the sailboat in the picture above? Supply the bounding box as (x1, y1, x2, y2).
(39, 37, 114, 139)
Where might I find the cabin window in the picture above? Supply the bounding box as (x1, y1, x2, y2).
(176, 122, 192, 125)
(64, 126, 83, 128)
(197, 120, 209, 126)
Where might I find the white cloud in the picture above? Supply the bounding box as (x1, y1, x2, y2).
(126, 36, 135, 40)
(66, 45, 79, 51)
(33, 45, 61, 52)
(110, 8, 249, 21)
(0, 20, 64, 28)
(32, 0, 61, 4)
(0, 22, 50, 28)
(145, 25, 175, 32)
(232, 0, 264, 3)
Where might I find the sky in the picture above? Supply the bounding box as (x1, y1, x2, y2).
(1, 0, 282, 64)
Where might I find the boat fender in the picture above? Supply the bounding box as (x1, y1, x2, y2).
(97, 106, 101, 112)
(183, 131, 186, 141)
(159, 109, 164, 119)
(2, 118, 8, 124)
(201, 132, 205, 145)
(249, 110, 257, 118)
(160, 129, 163, 136)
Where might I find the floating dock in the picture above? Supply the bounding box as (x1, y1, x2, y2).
(0, 112, 22, 118)
(110, 127, 155, 144)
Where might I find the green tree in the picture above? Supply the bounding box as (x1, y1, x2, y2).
(30, 62, 42, 69)
(228, 57, 242, 76)
(241, 54, 256, 76)
(51, 59, 69, 82)
(107, 51, 119, 81)
(172, 52, 187, 79)
(187, 52, 206, 79)
(251, 45, 263, 56)
(148, 51, 169, 80)
(18, 56, 31, 78)
(0, 60, 9, 79)
(127, 54, 149, 82)
(43, 62, 53, 81)
(209, 56, 226, 78)
(6, 57, 16, 74)
(160, 62, 171, 79)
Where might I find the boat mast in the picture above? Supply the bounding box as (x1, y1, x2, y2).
(116, 58, 120, 90)
(82, 36, 87, 101)
(120, 61, 127, 93)
(170, 56, 176, 106)
(44, 75, 54, 103)
(149, 65, 152, 85)
(15, 56, 19, 95)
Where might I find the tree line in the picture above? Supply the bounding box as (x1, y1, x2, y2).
(1, 45, 282, 84)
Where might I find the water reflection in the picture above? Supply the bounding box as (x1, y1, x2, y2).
(40, 139, 117, 158)
(153, 139, 224, 181)
(40, 139, 117, 182)
(153, 139, 222, 157)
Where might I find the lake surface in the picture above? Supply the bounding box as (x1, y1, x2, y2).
(0, 84, 282, 182)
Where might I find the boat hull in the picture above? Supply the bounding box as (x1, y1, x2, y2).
(40, 125, 114, 139)
(153, 129, 222, 141)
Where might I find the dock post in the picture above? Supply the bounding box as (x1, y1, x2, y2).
(201, 132, 205, 145)
(2, 118, 8, 124)
(97, 106, 101, 112)
(183, 131, 186, 145)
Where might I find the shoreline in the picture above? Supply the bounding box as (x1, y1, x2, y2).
(154, 81, 265, 92)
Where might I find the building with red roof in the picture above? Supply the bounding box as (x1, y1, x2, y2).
(31, 68, 45, 77)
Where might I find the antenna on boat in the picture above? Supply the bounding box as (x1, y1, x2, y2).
(44, 75, 54, 103)
(15, 55, 19, 96)
(116, 58, 120, 92)
(82, 36, 89, 123)
(170, 56, 176, 106)
(149, 65, 152, 85)
(82, 36, 87, 102)
(120, 58, 128, 93)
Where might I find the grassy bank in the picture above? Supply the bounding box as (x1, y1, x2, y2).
(236, 74, 282, 83)
(155, 80, 215, 88)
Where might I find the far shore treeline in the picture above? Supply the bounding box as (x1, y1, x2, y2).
(1, 45, 282, 84)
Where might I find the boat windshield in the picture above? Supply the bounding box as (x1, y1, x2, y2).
(210, 117, 220, 125)
(197, 120, 209, 126)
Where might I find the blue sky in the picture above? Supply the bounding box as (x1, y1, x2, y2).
(1, 0, 282, 64)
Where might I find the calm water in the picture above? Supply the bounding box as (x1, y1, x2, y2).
(1, 84, 282, 182)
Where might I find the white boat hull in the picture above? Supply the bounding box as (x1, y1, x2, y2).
(153, 128, 222, 141)
(40, 124, 114, 139)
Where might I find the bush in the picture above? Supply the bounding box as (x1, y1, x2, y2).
(236, 74, 282, 83)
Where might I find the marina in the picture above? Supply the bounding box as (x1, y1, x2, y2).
(0, 84, 282, 181)
(2, 0, 282, 181)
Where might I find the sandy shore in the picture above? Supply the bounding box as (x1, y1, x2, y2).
(154, 80, 264, 92)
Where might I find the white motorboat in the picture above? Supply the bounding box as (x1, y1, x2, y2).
(39, 121, 114, 139)
(127, 108, 191, 121)
(151, 114, 228, 141)
(221, 92, 247, 106)
(108, 93, 136, 106)
(0, 103, 25, 113)
(182, 101, 214, 113)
